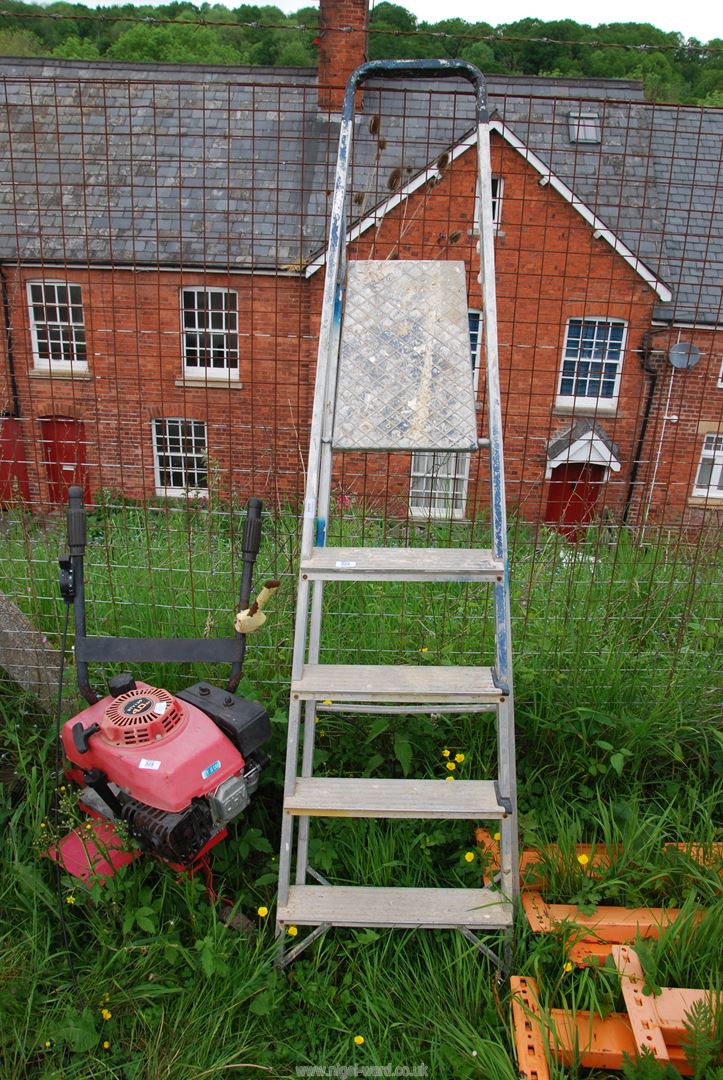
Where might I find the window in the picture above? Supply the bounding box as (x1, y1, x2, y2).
(693, 434, 723, 499)
(473, 176, 503, 232)
(28, 282, 87, 371)
(569, 111, 601, 144)
(152, 419, 208, 496)
(409, 311, 481, 518)
(557, 318, 626, 408)
(181, 288, 238, 378)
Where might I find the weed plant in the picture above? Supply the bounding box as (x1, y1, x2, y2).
(0, 501, 720, 1077)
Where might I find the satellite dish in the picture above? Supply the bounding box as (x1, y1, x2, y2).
(668, 342, 701, 369)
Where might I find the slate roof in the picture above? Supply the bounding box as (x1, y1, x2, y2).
(0, 58, 721, 324)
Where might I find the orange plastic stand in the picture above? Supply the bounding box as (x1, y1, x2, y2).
(510, 949, 720, 1080)
(521, 891, 693, 964)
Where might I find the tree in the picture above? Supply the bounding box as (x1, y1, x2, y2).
(0, 28, 43, 56)
(107, 22, 242, 64)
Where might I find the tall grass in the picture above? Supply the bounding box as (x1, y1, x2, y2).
(0, 501, 720, 1077)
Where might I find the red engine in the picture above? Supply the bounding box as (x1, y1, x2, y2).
(62, 675, 271, 866)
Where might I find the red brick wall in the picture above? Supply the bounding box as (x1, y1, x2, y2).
(5, 129, 721, 529)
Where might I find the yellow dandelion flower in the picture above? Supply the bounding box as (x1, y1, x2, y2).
(564, 961, 573, 973)
(101, 1008, 112, 1021)
(464, 852, 475, 863)
(441, 748, 450, 758)
(455, 753, 465, 763)
(287, 926, 298, 937)
(446, 761, 456, 772)
(354, 1035, 365, 1046)
(65, 895, 76, 905)
(494, 832, 501, 842)
(257, 906, 268, 918)
(577, 853, 590, 867)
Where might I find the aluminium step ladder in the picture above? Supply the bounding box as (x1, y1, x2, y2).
(276, 59, 519, 965)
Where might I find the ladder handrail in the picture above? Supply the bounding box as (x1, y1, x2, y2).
(341, 59, 489, 122)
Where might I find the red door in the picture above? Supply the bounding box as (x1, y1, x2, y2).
(40, 417, 88, 505)
(0, 417, 30, 505)
(545, 463, 606, 541)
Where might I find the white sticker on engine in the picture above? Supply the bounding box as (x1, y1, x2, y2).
(153, 701, 168, 715)
(139, 758, 162, 770)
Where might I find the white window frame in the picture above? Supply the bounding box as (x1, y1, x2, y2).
(693, 434, 723, 499)
(556, 317, 627, 413)
(27, 281, 88, 372)
(409, 310, 481, 519)
(718, 358, 723, 389)
(152, 418, 208, 497)
(569, 111, 601, 144)
(180, 287, 239, 379)
(473, 176, 503, 233)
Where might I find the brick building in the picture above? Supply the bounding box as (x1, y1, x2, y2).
(0, 1, 721, 532)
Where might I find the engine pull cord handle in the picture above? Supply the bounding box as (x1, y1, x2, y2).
(234, 579, 280, 634)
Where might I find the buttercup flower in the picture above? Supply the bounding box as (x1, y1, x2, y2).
(494, 832, 501, 841)
(564, 961, 573, 973)
(455, 753, 465, 763)
(257, 906, 268, 918)
(287, 926, 298, 937)
(464, 852, 475, 863)
(441, 749, 451, 758)
(101, 1008, 112, 1021)
(65, 895, 76, 905)
(102, 1041, 111, 1050)
(445, 776, 455, 782)
(446, 761, 456, 772)
(419, 647, 429, 653)
(577, 853, 590, 867)
(44, 1040, 52, 1049)
(354, 1035, 365, 1046)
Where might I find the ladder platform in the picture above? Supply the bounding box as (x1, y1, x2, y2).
(284, 777, 507, 819)
(301, 546, 503, 582)
(332, 261, 479, 452)
(277, 885, 513, 929)
(291, 665, 503, 704)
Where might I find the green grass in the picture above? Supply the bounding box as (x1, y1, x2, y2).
(0, 502, 721, 1078)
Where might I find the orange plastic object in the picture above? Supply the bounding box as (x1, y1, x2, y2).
(510, 977, 550, 1080)
(475, 830, 722, 890)
(614, 943, 670, 1062)
(522, 891, 695, 963)
(509, 948, 720, 1078)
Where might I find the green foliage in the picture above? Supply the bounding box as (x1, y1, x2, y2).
(0, 506, 720, 1075)
(0, 1, 718, 101)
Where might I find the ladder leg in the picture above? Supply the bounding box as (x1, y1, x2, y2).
(277, 694, 303, 911)
(497, 696, 519, 901)
(295, 699, 316, 885)
(295, 578, 325, 883)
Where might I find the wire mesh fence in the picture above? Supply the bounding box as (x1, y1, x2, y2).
(0, 63, 720, 739)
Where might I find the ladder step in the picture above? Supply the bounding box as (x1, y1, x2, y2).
(278, 885, 513, 929)
(284, 778, 507, 819)
(301, 547, 503, 582)
(292, 665, 503, 704)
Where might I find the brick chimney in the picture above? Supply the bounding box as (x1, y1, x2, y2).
(316, 0, 369, 112)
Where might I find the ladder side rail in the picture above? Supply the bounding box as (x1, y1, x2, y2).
(300, 124, 354, 563)
(295, 202, 349, 886)
(476, 116, 519, 900)
(476, 119, 510, 691)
